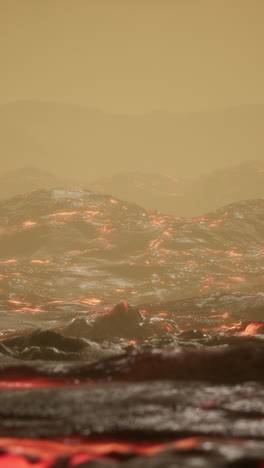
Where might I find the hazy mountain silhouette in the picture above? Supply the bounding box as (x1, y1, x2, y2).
(0, 161, 263, 216)
(0, 167, 60, 200)
(86, 161, 264, 216)
(90, 171, 190, 214)
(0, 100, 263, 181)
(191, 160, 264, 215)
(0, 166, 83, 201)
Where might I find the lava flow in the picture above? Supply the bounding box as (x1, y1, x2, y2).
(0, 436, 222, 468)
(0, 189, 264, 467)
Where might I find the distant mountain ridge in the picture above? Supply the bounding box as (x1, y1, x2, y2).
(1, 161, 263, 216)
(1, 100, 264, 181)
(91, 160, 264, 216)
(0, 166, 82, 201)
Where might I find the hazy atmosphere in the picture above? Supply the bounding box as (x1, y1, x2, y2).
(1, 3, 264, 467)
(1, 0, 264, 180)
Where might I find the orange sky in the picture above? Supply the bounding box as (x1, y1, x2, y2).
(1, 0, 264, 113)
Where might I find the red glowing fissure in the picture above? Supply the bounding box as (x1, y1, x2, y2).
(0, 436, 205, 468)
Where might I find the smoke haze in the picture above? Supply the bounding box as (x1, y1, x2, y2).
(1, 0, 264, 179)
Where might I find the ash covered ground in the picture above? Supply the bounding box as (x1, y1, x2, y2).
(0, 188, 264, 467)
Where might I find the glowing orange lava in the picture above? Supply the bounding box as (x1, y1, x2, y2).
(23, 220, 37, 228)
(30, 259, 50, 264)
(239, 322, 264, 336)
(2, 259, 18, 264)
(0, 436, 202, 467)
(49, 211, 78, 217)
(78, 297, 101, 306)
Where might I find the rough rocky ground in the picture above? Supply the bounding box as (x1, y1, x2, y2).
(0, 189, 263, 467)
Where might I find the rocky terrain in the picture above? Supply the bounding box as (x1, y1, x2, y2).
(0, 188, 263, 467)
(0, 188, 263, 307)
